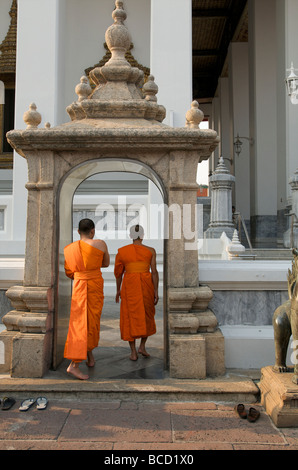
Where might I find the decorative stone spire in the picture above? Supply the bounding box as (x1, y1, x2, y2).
(0, 0, 17, 74)
(105, 0, 131, 67)
(143, 75, 158, 102)
(185, 101, 204, 128)
(67, 0, 166, 123)
(23, 103, 42, 129)
(226, 230, 246, 260)
(214, 155, 230, 174)
(75, 76, 92, 102)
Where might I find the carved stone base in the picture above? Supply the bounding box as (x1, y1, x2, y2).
(1, 285, 53, 377)
(168, 286, 225, 379)
(169, 335, 206, 379)
(169, 329, 225, 379)
(260, 366, 298, 428)
(11, 332, 52, 378)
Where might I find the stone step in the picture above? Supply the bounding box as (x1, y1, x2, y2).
(0, 373, 260, 404)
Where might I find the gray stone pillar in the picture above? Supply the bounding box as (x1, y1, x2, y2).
(204, 156, 235, 239)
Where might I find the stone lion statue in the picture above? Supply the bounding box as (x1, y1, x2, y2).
(273, 248, 298, 384)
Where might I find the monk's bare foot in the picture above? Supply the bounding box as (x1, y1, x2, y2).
(138, 348, 150, 358)
(129, 351, 138, 361)
(67, 363, 89, 380)
(86, 351, 95, 367)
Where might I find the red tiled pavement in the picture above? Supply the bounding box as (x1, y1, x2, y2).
(0, 399, 298, 451)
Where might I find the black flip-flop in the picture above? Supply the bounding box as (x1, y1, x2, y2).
(1, 397, 16, 410)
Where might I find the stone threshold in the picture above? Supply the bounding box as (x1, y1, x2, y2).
(0, 371, 260, 404)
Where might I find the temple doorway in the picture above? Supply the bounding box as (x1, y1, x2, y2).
(54, 159, 166, 379)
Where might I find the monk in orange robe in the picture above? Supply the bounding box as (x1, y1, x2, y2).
(64, 218, 110, 380)
(114, 224, 159, 361)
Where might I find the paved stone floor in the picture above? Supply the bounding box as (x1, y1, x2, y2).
(55, 296, 165, 380)
(1, 399, 298, 451)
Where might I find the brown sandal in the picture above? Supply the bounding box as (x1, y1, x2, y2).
(234, 404, 247, 419)
(247, 407, 260, 423)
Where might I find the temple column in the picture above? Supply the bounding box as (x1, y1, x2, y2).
(150, 0, 192, 127)
(218, 77, 232, 169)
(248, 0, 278, 246)
(228, 42, 250, 222)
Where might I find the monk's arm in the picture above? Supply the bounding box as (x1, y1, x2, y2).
(102, 248, 110, 268)
(64, 262, 74, 279)
(115, 274, 123, 303)
(98, 240, 110, 267)
(150, 250, 159, 305)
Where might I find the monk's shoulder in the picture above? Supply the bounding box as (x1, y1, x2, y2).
(118, 244, 131, 253)
(142, 244, 155, 253)
(91, 239, 107, 252)
(142, 244, 156, 256)
(64, 240, 79, 253)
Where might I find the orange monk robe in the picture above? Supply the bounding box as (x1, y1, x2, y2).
(64, 240, 104, 362)
(114, 244, 156, 342)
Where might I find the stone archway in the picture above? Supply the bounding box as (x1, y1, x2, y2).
(54, 158, 167, 370)
(1, 1, 224, 379)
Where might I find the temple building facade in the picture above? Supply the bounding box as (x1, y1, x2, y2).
(0, 0, 298, 371)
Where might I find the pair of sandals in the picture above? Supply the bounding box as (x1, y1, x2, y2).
(19, 397, 48, 411)
(234, 404, 260, 422)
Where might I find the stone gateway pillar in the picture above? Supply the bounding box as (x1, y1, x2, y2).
(0, 1, 224, 379)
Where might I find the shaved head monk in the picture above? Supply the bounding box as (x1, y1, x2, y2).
(114, 224, 159, 361)
(64, 218, 110, 380)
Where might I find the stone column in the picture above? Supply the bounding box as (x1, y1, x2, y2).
(204, 157, 235, 240)
(228, 42, 250, 221)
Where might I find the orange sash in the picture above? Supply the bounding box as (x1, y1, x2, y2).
(125, 262, 150, 273)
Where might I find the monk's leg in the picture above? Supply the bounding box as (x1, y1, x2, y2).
(129, 340, 138, 361)
(86, 350, 95, 367)
(67, 361, 89, 380)
(138, 337, 150, 357)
